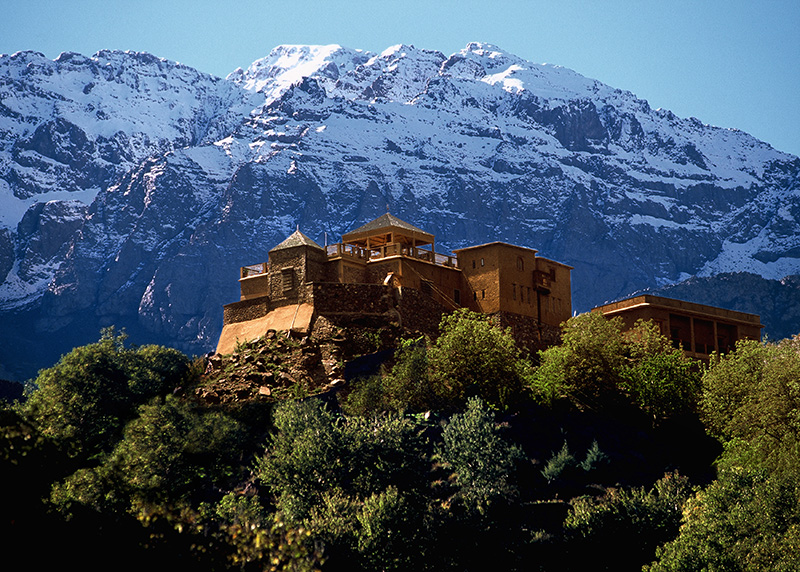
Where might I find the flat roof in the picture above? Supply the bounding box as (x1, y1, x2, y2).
(454, 242, 574, 269)
(533, 256, 574, 270)
(593, 294, 763, 327)
(453, 241, 538, 255)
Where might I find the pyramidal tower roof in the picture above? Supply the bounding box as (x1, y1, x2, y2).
(269, 229, 324, 252)
(342, 213, 434, 246)
(346, 213, 428, 236)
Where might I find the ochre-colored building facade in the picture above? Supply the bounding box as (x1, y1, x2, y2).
(593, 295, 763, 359)
(217, 213, 573, 354)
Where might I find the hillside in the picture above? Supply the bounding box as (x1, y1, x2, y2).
(0, 310, 718, 571)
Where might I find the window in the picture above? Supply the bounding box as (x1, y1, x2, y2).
(512, 283, 516, 300)
(517, 257, 524, 271)
(281, 268, 294, 292)
(527, 287, 532, 304)
(482, 289, 485, 299)
(454, 289, 461, 305)
(473, 291, 478, 301)
(472, 259, 476, 269)
(480, 257, 485, 267)
(549, 267, 557, 282)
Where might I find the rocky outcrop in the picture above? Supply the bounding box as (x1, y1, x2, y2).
(196, 315, 394, 405)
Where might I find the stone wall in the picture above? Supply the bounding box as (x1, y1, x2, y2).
(223, 296, 271, 325)
(396, 286, 448, 338)
(222, 282, 562, 356)
(309, 282, 393, 316)
(488, 310, 563, 356)
(267, 245, 324, 304)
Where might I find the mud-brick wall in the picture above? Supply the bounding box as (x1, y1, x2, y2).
(223, 296, 271, 325)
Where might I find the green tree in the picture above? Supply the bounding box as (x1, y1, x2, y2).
(621, 349, 701, 420)
(50, 397, 247, 516)
(702, 336, 800, 475)
(340, 336, 436, 416)
(382, 337, 437, 413)
(436, 397, 525, 513)
(22, 328, 192, 460)
(532, 314, 701, 418)
(531, 312, 627, 407)
(649, 336, 800, 572)
(646, 468, 800, 572)
(428, 309, 530, 410)
(342, 310, 531, 414)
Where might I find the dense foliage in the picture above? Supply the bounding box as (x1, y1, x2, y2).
(647, 335, 800, 571)
(342, 309, 531, 413)
(3, 314, 799, 571)
(531, 312, 702, 420)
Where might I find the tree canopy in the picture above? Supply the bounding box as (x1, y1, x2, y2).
(6, 317, 800, 571)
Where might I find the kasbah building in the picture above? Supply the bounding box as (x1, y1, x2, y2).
(216, 213, 762, 360)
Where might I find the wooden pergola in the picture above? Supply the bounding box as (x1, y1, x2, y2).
(341, 213, 435, 252)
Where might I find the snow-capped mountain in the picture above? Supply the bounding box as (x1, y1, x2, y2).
(1, 43, 798, 381)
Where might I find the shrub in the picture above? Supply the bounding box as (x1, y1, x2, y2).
(436, 397, 525, 512)
(566, 472, 693, 571)
(255, 399, 429, 522)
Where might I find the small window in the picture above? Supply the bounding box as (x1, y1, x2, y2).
(482, 289, 485, 299)
(454, 289, 461, 305)
(472, 260, 476, 269)
(480, 257, 485, 267)
(281, 268, 294, 291)
(473, 291, 478, 301)
(512, 284, 517, 300)
(527, 287, 532, 304)
(517, 257, 524, 271)
(549, 267, 556, 282)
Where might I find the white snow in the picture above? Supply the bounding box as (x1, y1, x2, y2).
(0, 184, 99, 229)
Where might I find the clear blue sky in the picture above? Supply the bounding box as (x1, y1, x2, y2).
(3, 0, 799, 157)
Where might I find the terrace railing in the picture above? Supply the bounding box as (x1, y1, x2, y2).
(241, 263, 268, 279)
(326, 243, 370, 261)
(327, 242, 458, 268)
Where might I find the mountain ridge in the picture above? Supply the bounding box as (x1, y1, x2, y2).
(0, 42, 798, 381)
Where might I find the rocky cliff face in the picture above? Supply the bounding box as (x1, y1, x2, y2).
(1, 43, 798, 381)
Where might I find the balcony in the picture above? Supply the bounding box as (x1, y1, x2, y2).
(327, 242, 459, 268)
(533, 270, 551, 292)
(241, 262, 268, 279)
